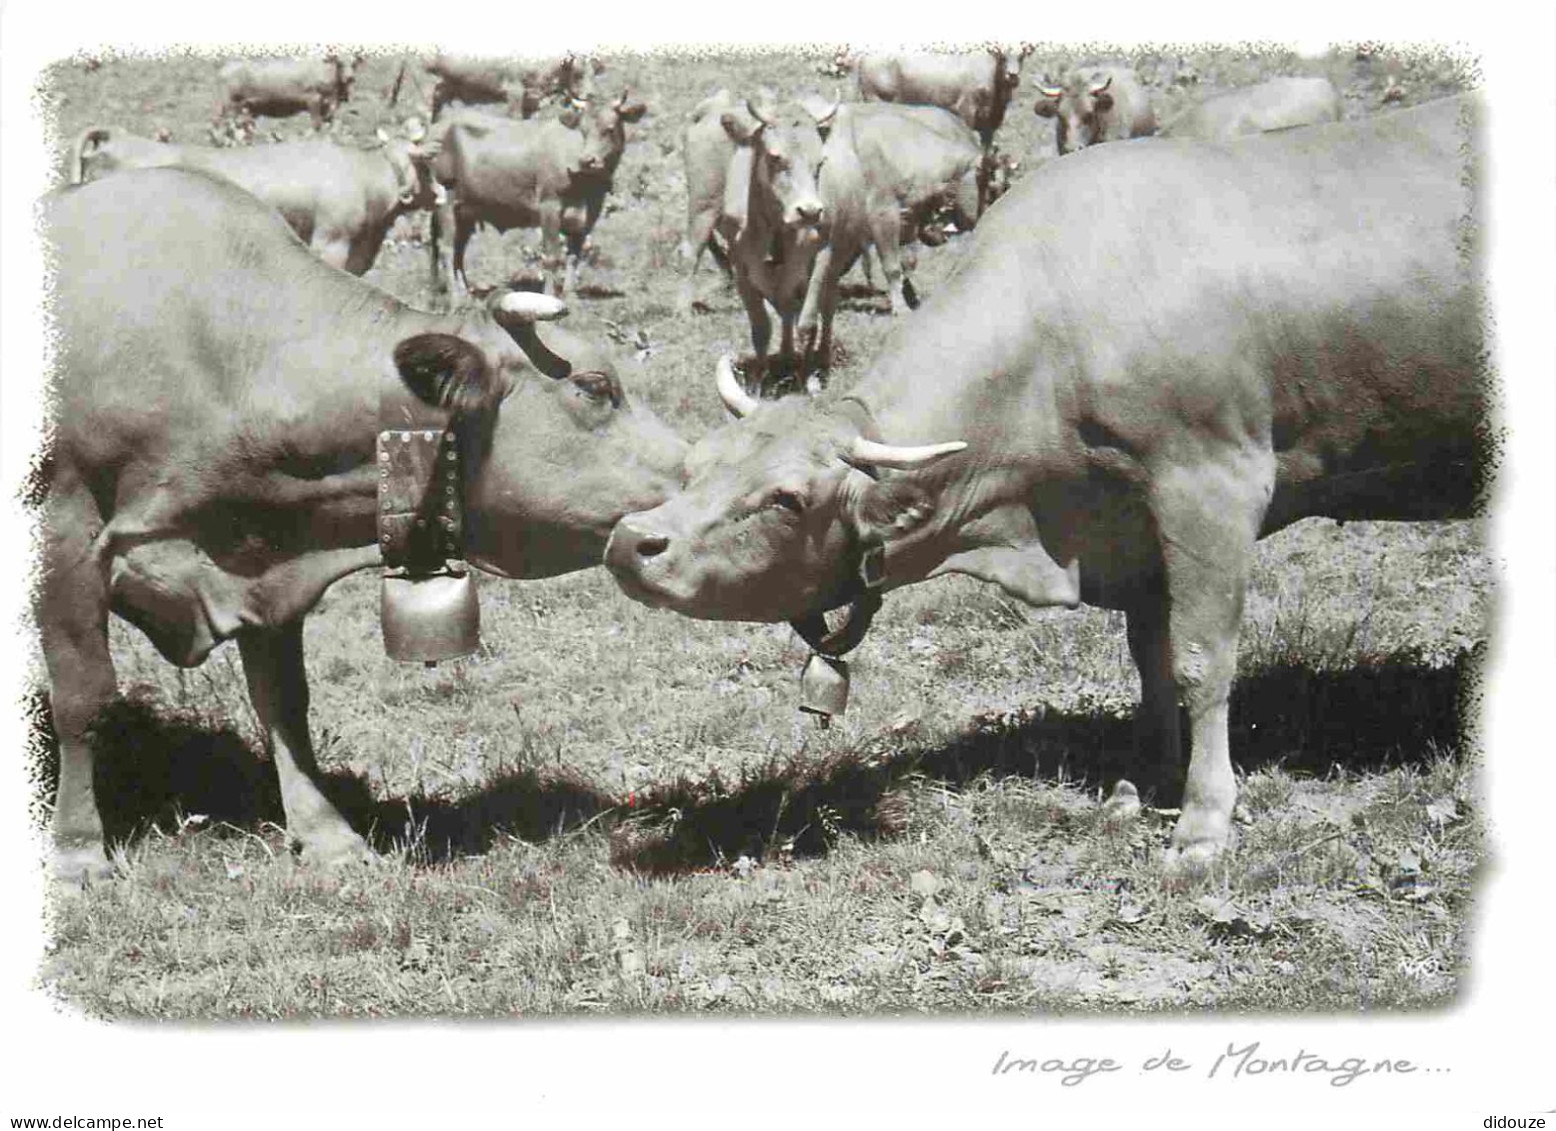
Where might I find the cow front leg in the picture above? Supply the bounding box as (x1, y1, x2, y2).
(451, 208, 477, 301)
(539, 204, 566, 297)
(39, 487, 118, 882)
(563, 231, 586, 297)
(1149, 450, 1274, 860)
(237, 621, 372, 867)
(736, 275, 773, 396)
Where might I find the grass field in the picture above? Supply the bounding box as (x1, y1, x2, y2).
(29, 42, 1491, 1017)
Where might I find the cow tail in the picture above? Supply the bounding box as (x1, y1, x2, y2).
(69, 127, 113, 185)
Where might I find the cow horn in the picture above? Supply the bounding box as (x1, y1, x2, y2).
(498, 291, 569, 323)
(1038, 84, 1064, 99)
(847, 436, 967, 470)
(1089, 75, 1114, 96)
(715, 354, 759, 418)
(745, 98, 772, 130)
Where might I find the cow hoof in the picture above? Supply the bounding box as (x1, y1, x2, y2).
(298, 831, 377, 870)
(52, 844, 116, 885)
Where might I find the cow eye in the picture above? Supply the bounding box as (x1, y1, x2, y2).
(766, 488, 806, 515)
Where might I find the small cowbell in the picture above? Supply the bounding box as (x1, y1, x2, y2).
(798, 653, 850, 727)
(381, 563, 480, 664)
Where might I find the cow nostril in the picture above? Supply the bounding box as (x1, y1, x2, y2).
(636, 534, 669, 559)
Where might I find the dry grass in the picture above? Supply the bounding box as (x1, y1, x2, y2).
(30, 43, 1490, 1017)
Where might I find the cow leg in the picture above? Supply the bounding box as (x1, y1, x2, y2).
(451, 208, 476, 300)
(38, 485, 118, 882)
(563, 231, 586, 298)
(237, 621, 372, 867)
(1149, 450, 1274, 859)
(867, 213, 913, 314)
(736, 276, 773, 396)
(798, 245, 839, 389)
(679, 209, 721, 312)
(539, 203, 565, 297)
(1123, 587, 1183, 803)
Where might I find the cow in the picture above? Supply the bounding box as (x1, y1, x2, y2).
(796, 102, 985, 376)
(426, 91, 648, 301)
(68, 123, 442, 277)
(1159, 76, 1344, 141)
(217, 55, 360, 130)
(37, 168, 687, 882)
(855, 47, 1030, 152)
(603, 97, 1484, 864)
(1035, 64, 1157, 154)
(856, 47, 1031, 209)
(714, 97, 830, 396)
(426, 53, 605, 120)
(678, 90, 837, 314)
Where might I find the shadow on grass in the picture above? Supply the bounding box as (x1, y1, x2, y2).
(27, 693, 614, 866)
(612, 645, 1483, 874)
(26, 644, 1479, 874)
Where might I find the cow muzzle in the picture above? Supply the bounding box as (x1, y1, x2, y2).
(603, 518, 675, 605)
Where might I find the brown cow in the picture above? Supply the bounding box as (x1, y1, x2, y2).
(69, 123, 442, 276)
(38, 167, 686, 882)
(1034, 65, 1157, 154)
(426, 92, 647, 300)
(426, 53, 605, 120)
(217, 55, 360, 130)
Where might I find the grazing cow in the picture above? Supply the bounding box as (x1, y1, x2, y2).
(426, 53, 605, 120)
(218, 55, 359, 129)
(796, 102, 984, 373)
(1035, 64, 1157, 154)
(1160, 76, 1344, 141)
(716, 97, 830, 395)
(855, 47, 1030, 152)
(69, 124, 442, 276)
(38, 168, 686, 882)
(604, 97, 1485, 862)
(426, 92, 647, 300)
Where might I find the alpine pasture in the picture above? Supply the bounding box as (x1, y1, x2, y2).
(29, 44, 1489, 1016)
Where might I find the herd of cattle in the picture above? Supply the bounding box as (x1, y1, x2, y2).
(41, 49, 1485, 885)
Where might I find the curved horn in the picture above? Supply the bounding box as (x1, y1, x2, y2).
(498, 290, 569, 323)
(1089, 74, 1114, 96)
(615, 88, 630, 109)
(744, 98, 773, 129)
(715, 354, 759, 418)
(848, 436, 966, 470)
(1038, 84, 1064, 99)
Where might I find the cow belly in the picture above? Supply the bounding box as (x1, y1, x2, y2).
(108, 542, 247, 668)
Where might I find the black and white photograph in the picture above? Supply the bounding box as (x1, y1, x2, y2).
(2, 4, 1551, 1127)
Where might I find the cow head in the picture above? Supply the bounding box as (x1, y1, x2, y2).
(565, 89, 647, 178)
(401, 290, 687, 578)
(721, 98, 826, 231)
(990, 42, 1032, 93)
(1035, 71, 1115, 154)
(326, 52, 362, 101)
(604, 356, 964, 621)
(377, 119, 444, 209)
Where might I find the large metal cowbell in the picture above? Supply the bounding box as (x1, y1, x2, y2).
(377, 422, 480, 664)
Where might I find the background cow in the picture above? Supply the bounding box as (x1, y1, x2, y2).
(217, 55, 360, 130)
(426, 53, 605, 120)
(39, 168, 686, 882)
(1159, 75, 1344, 140)
(426, 91, 647, 301)
(1034, 64, 1157, 153)
(69, 122, 441, 276)
(797, 102, 985, 375)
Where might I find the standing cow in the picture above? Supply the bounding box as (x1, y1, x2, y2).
(69, 123, 441, 276)
(426, 53, 605, 120)
(217, 55, 360, 131)
(797, 102, 985, 376)
(1035, 64, 1157, 154)
(856, 47, 1031, 208)
(427, 91, 647, 301)
(1159, 76, 1344, 141)
(38, 168, 686, 882)
(714, 97, 829, 396)
(604, 97, 1484, 863)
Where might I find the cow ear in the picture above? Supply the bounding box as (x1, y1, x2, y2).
(845, 476, 935, 544)
(618, 99, 647, 123)
(392, 333, 505, 414)
(720, 110, 758, 145)
(1034, 97, 1058, 118)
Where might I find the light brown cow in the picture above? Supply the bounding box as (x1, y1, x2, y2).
(69, 124, 441, 277)
(217, 55, 360, 130)
(1034, 64, 1157, 154)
